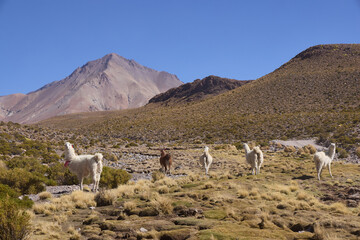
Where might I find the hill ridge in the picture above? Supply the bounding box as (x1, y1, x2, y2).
(148, 75, 252, 104)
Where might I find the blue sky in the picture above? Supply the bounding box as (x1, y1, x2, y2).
(0, 0, 359, 96)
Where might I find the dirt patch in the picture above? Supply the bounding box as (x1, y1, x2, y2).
(272, 139, 323, 150)
(319, 184, 360, 207)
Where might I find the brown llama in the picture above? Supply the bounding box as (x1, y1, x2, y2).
(160, 149, 172, 174)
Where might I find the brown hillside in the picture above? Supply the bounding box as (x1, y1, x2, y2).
(38, 44, 360, 149)
(148, 75, 251, 104)
(212, 44, 360, 115)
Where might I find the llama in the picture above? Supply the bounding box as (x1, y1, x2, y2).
(243, 143, 264, 175)
(64, 142, 103, 192)
(199, 146, 213, 175)
(160, 149, 172, 175)
(313, 143, 336, 180)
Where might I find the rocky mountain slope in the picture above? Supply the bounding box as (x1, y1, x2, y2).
(0, 53, 182, 124)
(149, 75, 251, 104)
(38, 44, 360, 150)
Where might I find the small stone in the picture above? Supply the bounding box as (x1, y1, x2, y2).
(140, 227, 148, 233)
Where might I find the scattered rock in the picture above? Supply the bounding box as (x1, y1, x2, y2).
(140, 227, 148, 233)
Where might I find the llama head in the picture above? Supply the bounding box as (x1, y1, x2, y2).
(64, 142, 76, 159)
(329, 143, 336, 152)
(243, 143, 250, 152)
(65, 142, 73, 149)
(328, 143, 336, 160)
(160, 149, 167, 157)
(204, 146, 209, 152)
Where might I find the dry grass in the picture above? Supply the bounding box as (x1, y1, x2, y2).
(123, 200, 138, 213)
(38, 191, 52, 200)
(237, 189, 249, 199)
(29, 147, 360, 240)
(150, 196, 173, 215)
(329, 202, 351, 214)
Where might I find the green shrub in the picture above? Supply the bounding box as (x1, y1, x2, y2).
(0, 184, 33, 209)
(46, 162, 78, 185)
(125, 142, 138, 148)
(337, 148, 349, 158)
(103, 152, 118, 162)
(355, 147, 360, 158)
(0, 168, 45, 194)
(99, 167, 131, 189)
(233, 142, 243, 150)
(0, 196, 31, 240)
(6, 157, 47, 174)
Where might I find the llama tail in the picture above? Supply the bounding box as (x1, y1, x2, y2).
(94, 153, 103, 163)
(94, 153, 103, 175)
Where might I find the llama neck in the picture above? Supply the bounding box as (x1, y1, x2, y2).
(328, 145, 336, 160)
(65, 147, 77, 161)
(243, 144, 251, 154)
(204, 147, 209, 155)
(160, 151, 166, 157)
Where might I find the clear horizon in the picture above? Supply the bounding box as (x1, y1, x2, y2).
(0, 0, 359, 96)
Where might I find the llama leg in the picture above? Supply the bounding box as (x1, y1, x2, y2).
(92, 175, 97, 192)
(80, 177, 84, 191)
(318, 165, 323, 181)
(252, 168, 255, 175)
(328, 164, 333, 178)
(96, 174, 101, 192)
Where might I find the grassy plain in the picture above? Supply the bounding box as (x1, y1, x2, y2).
(29, 145, 360, 240)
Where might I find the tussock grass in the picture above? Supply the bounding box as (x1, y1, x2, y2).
(38, 191, 52, 200)
(150, 196, 173, 215)
(329, 202, 351, 214)
(155, 176, 178, 188)
(124, 200, 138, 213)
(157, 185, 170, 194)
(237, 189, 249, 199)
(69, 191, 96, 209)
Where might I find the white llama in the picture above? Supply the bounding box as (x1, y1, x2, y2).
(243, 143, 264, 175)
(313, 143, 336, 180)
(64, 142, 103, 192)
(199, 146, 213, 175)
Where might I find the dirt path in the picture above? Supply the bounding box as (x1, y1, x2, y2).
(272, 139, 324, 150)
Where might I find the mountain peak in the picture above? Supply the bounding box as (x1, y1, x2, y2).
(0, 54, 182, 123)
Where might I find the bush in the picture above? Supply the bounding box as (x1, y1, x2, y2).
(337, 148, 349, 158)
(152, 171, 165, 182)
(284, 146, 296, 153)
(46, 162, 78, 185)
(0, 184, 33, 209)
(356, 147, 360, 158)
(304, 144, 317, 154)
(125, 142, 138, 148)
(0, 168, 45, 194)
(0, 196, 31, 240)
(99, 167, 131, 189)
(233, 142, 243, 150)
